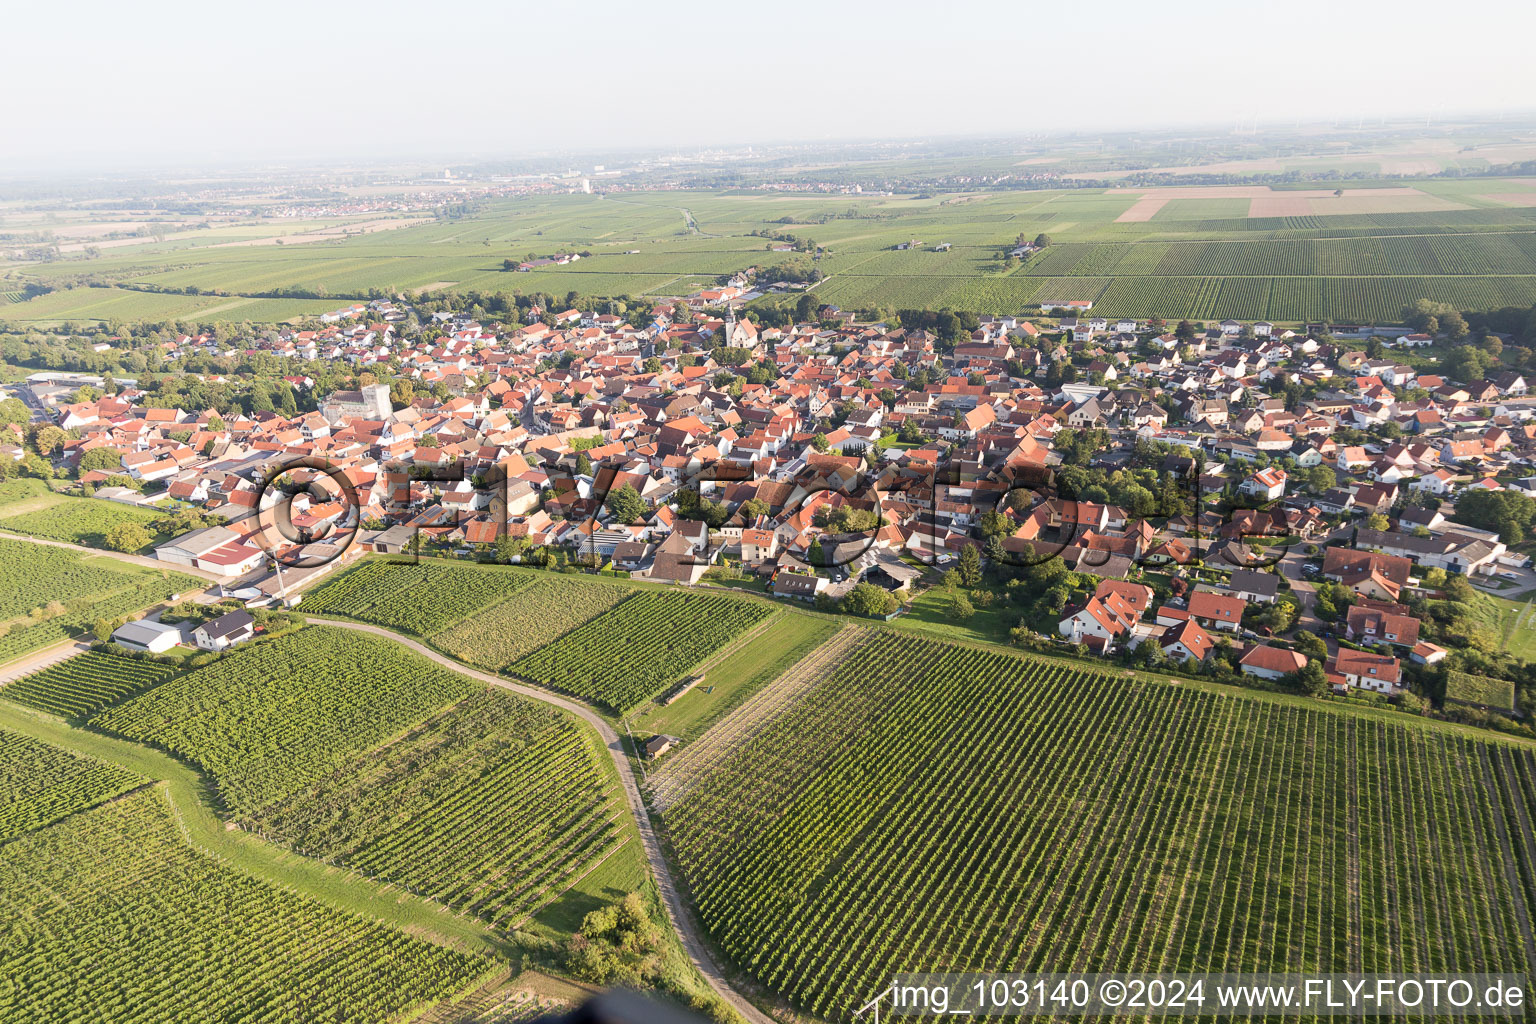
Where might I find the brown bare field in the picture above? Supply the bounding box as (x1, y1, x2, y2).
(1114, 197, 1169, 222)
(418, 281, 460, 290)
(1247, 195, 1318, 217)
(1479, 192, 1536, 207)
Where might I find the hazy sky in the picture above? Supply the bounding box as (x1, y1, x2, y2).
(10, 0, 1536, 174)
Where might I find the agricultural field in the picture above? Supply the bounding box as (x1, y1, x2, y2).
(0, 494, 167, 548)
(9, 181, 1536, 325)
(2, 649, 180, 718)
(91, 626, 479, 813)
(243, 688, 626, 930)
(629, 613, 840, 741)
(430, 574, 635, 671)
(302, 559, 534, 635)
(0, 538, 197, 664)
(0, 727, 143, 841)
(666, 632, 1536, 1022)
(0, 788, 493, 1023)
(510, 591, 778, 714)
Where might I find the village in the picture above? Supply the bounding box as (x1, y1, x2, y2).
(9, 287, 1536, 708)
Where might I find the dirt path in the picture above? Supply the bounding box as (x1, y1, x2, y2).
(0, 638, 89, 684)
(305, 616, 774, 1024)
(649, 625, 869, 811)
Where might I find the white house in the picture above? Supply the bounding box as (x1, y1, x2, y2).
(1239, 645, 1305, 680)
(192, 609, 255, 652)
(1240, 466, 1287, 501)
(1330, 649, 1401, 694)
(1058, 592, 1139, 649)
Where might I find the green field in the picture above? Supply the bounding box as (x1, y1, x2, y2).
(0, 538, 198, 664)
(0, 727, 143, 840)
(9, 181, 1536, 325)
(242, 687, 627, 930)
(510, 591, 778, 714)
(0, 788, 494, 1023)
(629, 613, 839, 740)
(2, 649, 181, 718)
(666, 631, 1536, 1021)
(430, 573, 635, 670)
(0, 494, 167, 549)
(302, 559, 535, 636)
(91, 625, 481, 813)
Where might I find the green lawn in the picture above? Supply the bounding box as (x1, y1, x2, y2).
(1485, 593, 1536, 660)
(887, 585, 1019, 646)
(628, 613, 839, 740)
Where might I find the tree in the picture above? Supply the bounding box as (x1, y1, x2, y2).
(1364, 513, 1391, 532)
(1443, 345, 1494, 384)
(794, 292, 819, 323)
(31, 425, 66, 457)
(0, 397, 29, 429)
(1306, 464, 1336, 494)
(946, 590, 975, 621)
(958, 544, 983, 588)
(1454, 488, 1536, 544)
(78, 447, 123, 474)
(843, 582, 898, 618)
(565, 892, 662, 986)
(494, 534, 527, 563)
(739, 497, 770, 520)
(605, 483, 646, 525)
(1286, 659, 1329, 697)
(575, 451, 593, 477)
(1440, 310, 1469, 341)
(811, 433, 830, 453)
(1293, 630, 1328, 662)
(103, 522, 152, 553)
(1032, 233, 1051, 248)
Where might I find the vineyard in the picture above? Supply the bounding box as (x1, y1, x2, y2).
(0, 789, 493, 1023)
(91, 626, 479, 813)
(2, 650, 180, 718)
(0, 497, 166, 548)
(303, 559, 534, 635)
(510, 592, 778, 713)
(0, 539, 148, 620)
(243, 688, 624, 929)
(430, 575, 634, 671)
(10, 183, 1536, 325)
(666, 632, 1536, 1022)
(0, 728, 143, 841)
(0, 540, 197, 664)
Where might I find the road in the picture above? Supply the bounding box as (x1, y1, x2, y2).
(305, 617, 774, 1024)
(1276, 545, 1325, 638)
